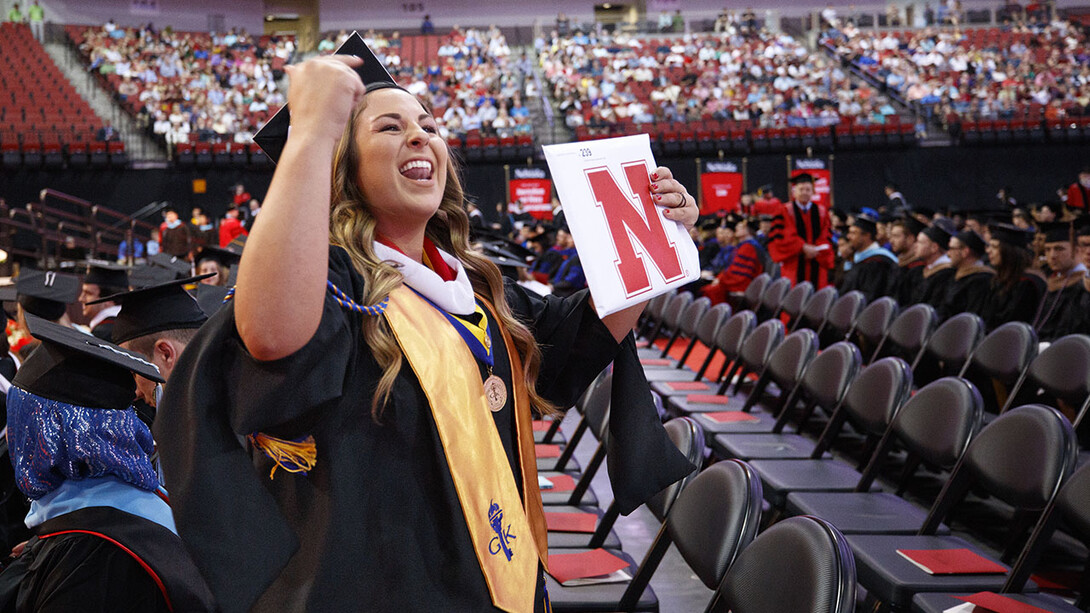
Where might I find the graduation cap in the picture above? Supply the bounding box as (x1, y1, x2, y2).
(16, 269, 81, 321)
(469, 226, 536, 261)
(851, 214, 879, 237)
(128, 264, 178, 289)
(252, 31, 398, 164)
(1074, 216, 1090, 238)
(988, 223, 1034, 249)
(227, 234, 248, 253)
(13, 313, 163, 411)
(147, 253, 193, 279)
(196, 245, 243, 268)
(1039, 221, 1073, 244)
(0, 283, 15, 303)
(192, 283, 231, 316)
(698, 218, 719, 231)
(83, 261, 130, 291)
(898, 215, 927, 237)
(921, 217, 956, 248)
(789, 173, 814, 185)
(955, 229, 986, 256)
(87, 274, 212, 345)
(477, 242, 530, 269)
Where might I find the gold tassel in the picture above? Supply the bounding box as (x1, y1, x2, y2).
(248, 432, 317, 479)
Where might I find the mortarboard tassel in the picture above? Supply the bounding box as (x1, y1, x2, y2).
(248, 432, 318, 479)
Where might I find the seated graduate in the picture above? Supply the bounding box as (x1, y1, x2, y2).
(86, 274, 212, 422)
(938, 229, 994, 321)
(701, 216, 768, 304)
(79, 262, 130, 342)
(1033, 221, 1089, 342)
(0, 315, 215, 612)
(979, 223, 1045, 332)
(155, 33, 698, 613)
(903, 218, 957, 309)
(837, 213, 898, 302)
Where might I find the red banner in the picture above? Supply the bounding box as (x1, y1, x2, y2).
(510, 167, 553, 219)
(700, 172, 744, 214)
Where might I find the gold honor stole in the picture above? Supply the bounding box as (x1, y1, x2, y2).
(384, 286, 546, 613)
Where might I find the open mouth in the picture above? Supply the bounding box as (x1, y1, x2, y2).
(399, 160, 434, 181)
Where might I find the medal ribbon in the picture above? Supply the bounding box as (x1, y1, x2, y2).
(384, 287, 538, 613)
(408, 287, 494, 368)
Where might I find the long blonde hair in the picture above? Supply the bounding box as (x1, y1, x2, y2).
(329, 91, 554, 421)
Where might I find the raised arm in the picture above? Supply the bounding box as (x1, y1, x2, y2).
(235, 56, 366, 361)
(598, 165, 698, 342)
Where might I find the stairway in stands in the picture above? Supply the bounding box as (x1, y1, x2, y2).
(42, 31, 168, 164)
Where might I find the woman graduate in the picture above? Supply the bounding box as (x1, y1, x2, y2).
(156, 33, 698, 613)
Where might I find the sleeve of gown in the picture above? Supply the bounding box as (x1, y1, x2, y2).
(504, 279, 620, 409)
(505, 280, 698, 515)
(224, 246, 357, 436)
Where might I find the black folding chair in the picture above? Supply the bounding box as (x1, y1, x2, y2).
(546, 459, 764, 612)
(818, 290, 866, 348)
(711, 341, 861, 461)
(657, 310, 756, 405)
(756, 276, 791, 322)
(776, 280, 814, 329)
(871, 303, 938, 367)
(848, 404, 1079, 612)
(792, 285, 838, 333)
(785, 377, 983, 535)
(912, 313, 984, 387)
(958, 321, 1037, 415)
(848, 296, 899, 364)
(547, 416, 705, 550)
(708, 515, 857, 613)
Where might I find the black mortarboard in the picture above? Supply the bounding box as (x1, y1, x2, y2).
(16, 269, 81, 321)
(987, 223, 1034, 248)
(899, 215, 927, 236)
(742, 216, 761, 233)
(14, 314, 164, 410)
(469, 226, 536, 261)
(87, 274, 212, 344)
(147, 253, 192, 279)
(955, 229, 986, 256)
(851, 214, 878, 237)
(477, 242, 530, 269)
(196, 245, 242, 268)
(227, 234, 248, 253)
(921, 217, 956, 247)
(1040, 221, 1073, 244)
(1074, 216, 1090, 238)
(789, 173, 814, 185)
(699, 218, 718, 231)
(192, 283, 231, 316)
(83, 262, 130, 290)
(128, 264, 178, 289)
(253, 31, 397, 164)
(0, 284, 16, 303)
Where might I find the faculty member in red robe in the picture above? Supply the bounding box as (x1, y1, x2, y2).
(767, 173, 834, 287)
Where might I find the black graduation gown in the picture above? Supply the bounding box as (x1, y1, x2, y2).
(1034, 278, 1090, 342)
(90, 319, 115, 342)
(890, 259, 924, 306)
(156, 245, 693, 613)
(938, 266, 994, 321)
(839, 254, 898, 303)
(906, 263, 955, 309)
(980, 273, 1046, 332)
(0, 506, 215, 612)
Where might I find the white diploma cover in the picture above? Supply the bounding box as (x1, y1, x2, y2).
(542, 134, 700, 318)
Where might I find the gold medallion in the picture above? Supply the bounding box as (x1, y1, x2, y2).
(484, 374, 508, 412)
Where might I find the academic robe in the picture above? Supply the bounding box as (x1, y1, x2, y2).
(906, 262, 956, 310)
(0, 507, 215, 612)
(938, 265, 995, 321)
(839, 250, 899, 303)
(1067, 182, 1090, 212)
(702, 239, 766, 304)
(768, 201, 834, 287)
(1034, 272, 1090, 342)
(980, 272, 1046, 332)
(155, 245, 693, 613)
(890, 257, 925, 306)
(90, 318, 115, 342)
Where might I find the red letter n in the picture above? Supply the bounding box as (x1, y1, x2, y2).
(586, 162, 685, 298)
